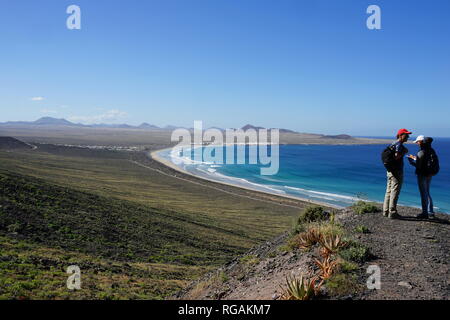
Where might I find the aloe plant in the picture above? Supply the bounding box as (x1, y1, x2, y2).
(314, 257, 338, 280)
(280, 275, 321, 300)
(319, 234, 346, 257)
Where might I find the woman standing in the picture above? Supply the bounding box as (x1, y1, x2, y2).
(408, 136, 440, 219)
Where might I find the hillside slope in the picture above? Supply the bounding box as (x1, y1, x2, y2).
(175, 205, 449, 300)
(0, 137, 33, 150)
(0, 171, 248, 299)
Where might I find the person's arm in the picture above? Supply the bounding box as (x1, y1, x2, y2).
(415, 150, 426, 172)
(394, 144, 408, 160)
(408, 156, 416, 167)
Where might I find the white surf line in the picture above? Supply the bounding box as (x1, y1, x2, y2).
(129, 159, 311, 210)
(24, 141, 37, 150)
(150, 148, 342, 209)
(130, 153, 340, 210)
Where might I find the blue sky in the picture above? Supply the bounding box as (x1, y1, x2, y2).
(0, 0, 449, 136)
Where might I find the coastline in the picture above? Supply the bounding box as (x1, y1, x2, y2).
(150, 147, 344, 210)
(150, 143, 447, 214)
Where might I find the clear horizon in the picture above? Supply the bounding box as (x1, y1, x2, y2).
(1, 0, 449, 136)
(3, 116, 450, 139)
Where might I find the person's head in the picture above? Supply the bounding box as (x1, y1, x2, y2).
(414, 135, 425, 147)
(424, 137, 434, 147)
(397, 128, 412, 143)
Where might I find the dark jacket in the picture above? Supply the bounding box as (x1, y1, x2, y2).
(408, 138, 436, 175)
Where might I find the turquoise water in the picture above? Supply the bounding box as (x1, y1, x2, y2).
(158, 139, 449, 213)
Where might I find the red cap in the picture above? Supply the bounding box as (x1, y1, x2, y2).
(397, 128, 412, 136)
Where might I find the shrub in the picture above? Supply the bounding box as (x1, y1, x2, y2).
(6, 223, 21, 233)
(354, 225, 370, 234)
(288, 228, 322, 250)
(339, 243, 372, 263)
(218, 271, 229, 283)
(336, 259, 358, 273)
(288, 223, 345, 252)
(319, 234, 347, 258)
(239, 255, 259, 265)
(325, 273, 361, 297)
(294, 206, 329, 231)
(351, 201, 380, 214)
(314, 221, 345, 237)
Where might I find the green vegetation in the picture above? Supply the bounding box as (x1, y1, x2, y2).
(280, 275, 318, 300)
(239, 255, 260, 266)
(292, 206, 330, 233)
(309, 220, 344, 237)
(0, 171, 242, 266)
(218, 271, 229, 283)
(285, 205, 370, 298)
(0, 147, 301, 242)
(354, 225, 370, 234)
(337, 259, 358, 273)
(289, 207, 345, 251)
(0, 235, 204, 300)
(324, 273, 361, 297)
(339, 242, 372, 263)
(351, 201, 380, 215)
(0, 147, 304, 299)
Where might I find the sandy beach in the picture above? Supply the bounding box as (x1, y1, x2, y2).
(150, 147, 343, 209)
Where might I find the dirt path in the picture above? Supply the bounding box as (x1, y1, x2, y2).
(133, 150, 449, 300)
(341, 206, 449, 300)
(175, 206, 449, 300)
(129, 158, 327, 210)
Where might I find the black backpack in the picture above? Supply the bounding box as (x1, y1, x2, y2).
(381, 145, 397, 172)
(425, 148, 440, 176)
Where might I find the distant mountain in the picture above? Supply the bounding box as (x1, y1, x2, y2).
(240, 124, 298, 134)
(0, 117, 80, 127)
(277, 128, 298, 133)
(33, 117, 75, 126)
(207, 126, 225, 132)
(1, 121, 33, 126)
(0, 117, 164, 130)
(0, 118, 352, 139)
(239, 125, 351, 139)
(138, 123, 160, 129)
(241, 124, 265, 131)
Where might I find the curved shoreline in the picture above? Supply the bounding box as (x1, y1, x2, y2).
(150, 147, 343, 209)
(146, 147, 447, 215)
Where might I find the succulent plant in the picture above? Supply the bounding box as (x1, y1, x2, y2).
(280, 274, 321, 300)
(314, 257, 338, 280)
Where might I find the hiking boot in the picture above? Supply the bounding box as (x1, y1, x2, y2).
(428, 214, 435, 219)
(383, 212, 389, 217)
(415, 213, 428, 219)
(388, 212, 402, 219)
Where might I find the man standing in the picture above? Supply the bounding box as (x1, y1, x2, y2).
(408, 136, 439, 219)
(382, 129, 411, 219)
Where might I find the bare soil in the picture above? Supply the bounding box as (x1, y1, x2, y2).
(342, 206, 449, 300)
(175, 206, 449, 300)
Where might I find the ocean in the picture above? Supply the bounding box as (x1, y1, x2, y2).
(157, 138, 450, 213)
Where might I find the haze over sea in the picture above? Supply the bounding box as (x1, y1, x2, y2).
(158, 138, 450, 214)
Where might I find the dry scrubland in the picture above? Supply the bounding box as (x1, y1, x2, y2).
(1, 129, 444, 300)
(0, 141, 311, 299)
(0, 125, 392, 147)
(176, 204, 449, 300)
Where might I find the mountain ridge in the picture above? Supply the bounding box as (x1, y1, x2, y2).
(0, 117, 353, 138)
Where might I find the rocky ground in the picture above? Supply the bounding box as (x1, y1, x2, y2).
(174, 205, 449, 300)
(342, 206, 449, 300)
